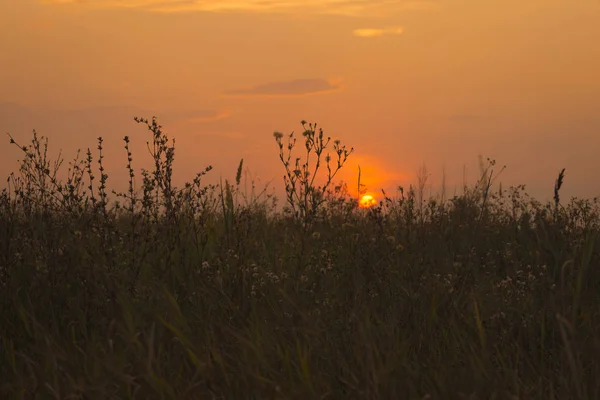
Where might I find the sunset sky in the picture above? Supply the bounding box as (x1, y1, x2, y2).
(1, 0, 599, 203)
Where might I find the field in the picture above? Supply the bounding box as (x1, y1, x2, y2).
(1, 117, 599, 399)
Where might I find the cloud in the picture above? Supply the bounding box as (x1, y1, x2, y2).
(353, 26, 404, 37)
(189, 110, 230, 122)
(41, 0, 440, 16)
(162, 109, 230, 123)
(223, 78, 341, 98)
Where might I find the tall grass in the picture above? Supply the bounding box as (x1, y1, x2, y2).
(1, 117, 599, 399)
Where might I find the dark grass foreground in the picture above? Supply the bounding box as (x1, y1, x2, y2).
(1, 118, 599, 399)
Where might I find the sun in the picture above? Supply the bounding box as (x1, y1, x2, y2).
(359, 194, 377, 208)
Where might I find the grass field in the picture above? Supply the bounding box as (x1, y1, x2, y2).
(1, 117, 599, 399)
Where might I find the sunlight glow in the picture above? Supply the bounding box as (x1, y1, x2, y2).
(359, 194, 377, 208)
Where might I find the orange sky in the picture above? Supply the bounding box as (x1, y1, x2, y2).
(1, 0, 599, 203)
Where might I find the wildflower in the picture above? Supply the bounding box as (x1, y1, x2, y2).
(300, 275, 308, 283)
(266, 272, 280, 284)
(386, 235, 396, 244)
(396, 243, 404, 252)
(202, 261, 210, 270)
(312, 231, 321, 239)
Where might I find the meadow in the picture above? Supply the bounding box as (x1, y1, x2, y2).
(1, 117, 599, 399)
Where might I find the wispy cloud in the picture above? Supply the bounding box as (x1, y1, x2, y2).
(41, 0, 440, 16)
(160, 109, 231, 132)
(165, 109, 231, 123)
(353, 26, 404, 37)
(223, 78, 342, 98)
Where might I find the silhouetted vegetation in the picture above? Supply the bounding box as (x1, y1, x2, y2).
(1, 117, 599, 399)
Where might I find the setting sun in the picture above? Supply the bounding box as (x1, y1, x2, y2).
(359, 194, 377, 208)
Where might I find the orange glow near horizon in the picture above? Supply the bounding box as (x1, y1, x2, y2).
(359, 194, 377, 208)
